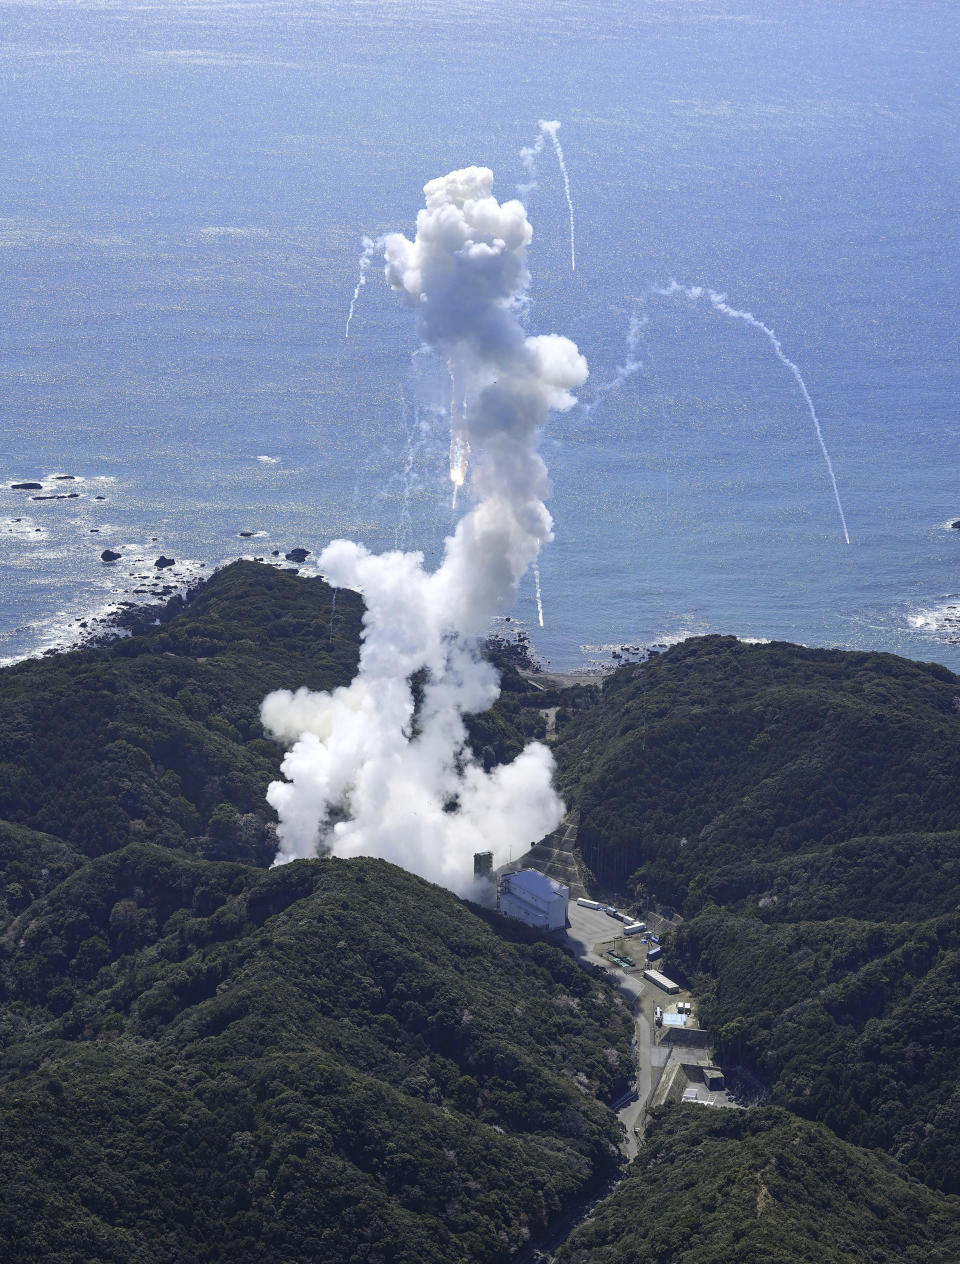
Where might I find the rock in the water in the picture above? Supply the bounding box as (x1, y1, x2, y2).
(285, 547, 311, 563)
(952, 520, 960, 529)
(271, 550, 280, 556)
(101, 549, 121, 562)
(54, 474, 76, 481)
(95, 495, 106, 500)
(11, 482, 43, 490)
(239, 531, 254, 538)
(154, 555, 175, 569)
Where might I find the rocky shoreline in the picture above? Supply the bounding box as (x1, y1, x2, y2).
(69, 548, 318, 653)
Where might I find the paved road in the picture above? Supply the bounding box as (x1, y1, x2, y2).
(564, 903, 662, 1160)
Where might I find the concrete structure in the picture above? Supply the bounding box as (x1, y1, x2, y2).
(498, 869, 569, 931)
(660, 1026, 712, 1049)
(473, 851, 494, 878)
(653, 1060, 737, 1111)
(499, 810, 588, 900)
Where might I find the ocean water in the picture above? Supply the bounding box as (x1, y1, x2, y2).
(3, 0, 960, 671)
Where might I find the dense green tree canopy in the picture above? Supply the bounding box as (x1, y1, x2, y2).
(556, 1106, 960, 1264)
(5, 564, 960, 1257)
(0, 845, 633, 1262)
(555, 636, 960, 900)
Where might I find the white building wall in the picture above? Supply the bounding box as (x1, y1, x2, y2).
(498, 871, 569, 931)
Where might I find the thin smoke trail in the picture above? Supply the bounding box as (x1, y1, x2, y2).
(328, 589, 337, 641)
(519, 120, 576, 272)
(344, 235, 379, 339)
(540, 121, 576, 273)
(533, 559, 545, 627)
(656, 282, 851, 545)
(584, 311, 648, 416)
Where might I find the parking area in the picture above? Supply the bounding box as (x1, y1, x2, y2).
(563, 901, 736, 1153)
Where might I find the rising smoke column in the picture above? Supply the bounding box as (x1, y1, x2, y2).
(657, 282, 851, 545)
(519, 120, 576, 272)
(263, 167, 587, 894)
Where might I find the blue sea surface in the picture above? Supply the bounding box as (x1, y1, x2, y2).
(2, 0, 960, 671)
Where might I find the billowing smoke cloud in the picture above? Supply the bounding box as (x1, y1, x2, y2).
(263, 166, 587, 894)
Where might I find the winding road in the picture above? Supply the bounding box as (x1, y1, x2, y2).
(565, 902, 671, 1159)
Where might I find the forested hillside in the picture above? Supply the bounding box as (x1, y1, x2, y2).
(555, 635, 960, 898)
(0, 562, 626, 1261)
(5, 565, 960, 1259)
(551, 636, 960, 1195)
(0, 844, 633, 1262)
(669, 904, 960, 1193)
(0, 562, 363, 867)
(555, 1106, 960, 1264)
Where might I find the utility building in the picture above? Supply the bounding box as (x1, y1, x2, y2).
(498, 869, 569, 931)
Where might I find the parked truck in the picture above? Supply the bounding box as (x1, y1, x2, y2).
(576, 898, 601, 910)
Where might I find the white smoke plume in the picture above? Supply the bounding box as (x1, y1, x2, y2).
(656, 282, 851, 545)
(518, 120, 576, 272)
(263, 166, 587, 894)
(344, 234, 381, 338)
(532, 557, 545, 628)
